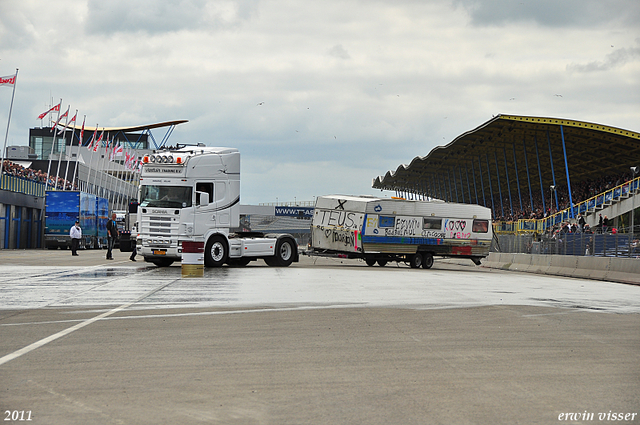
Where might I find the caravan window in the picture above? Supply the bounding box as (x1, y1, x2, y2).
(423, 217, 442, 230)
(379, 216, 395, 228)
(473, 219, 489, 233)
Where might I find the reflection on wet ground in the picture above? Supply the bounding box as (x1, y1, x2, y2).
(0, 261, 639, 314)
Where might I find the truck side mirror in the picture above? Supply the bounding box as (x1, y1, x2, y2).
(199, 192, 209, 206)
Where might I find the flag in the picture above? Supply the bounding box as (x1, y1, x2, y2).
(0, 74, 16, 87)
(38, 102, 61, 120)
(87, 128, 97, 150)
(94, 129, 103, 152)
(79, 117, 85, 146)
(114, 143, 123, 157)
(51, 106, 69, 132)
(57, 111, 76, 135)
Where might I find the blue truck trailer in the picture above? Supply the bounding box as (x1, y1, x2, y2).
(44, 191, 108, 250)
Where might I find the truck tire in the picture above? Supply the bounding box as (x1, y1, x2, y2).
(409, 253, 422, 269)
(267, 237, 295, 267)
(205, 235, 228, 267)
(377, 259, 388, 267)
(365, 257, 376, 267)
(152, 258, 174, 267)
(422, 253, 434, 269)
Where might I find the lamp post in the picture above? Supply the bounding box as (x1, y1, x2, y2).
(631, 167, 639, 239)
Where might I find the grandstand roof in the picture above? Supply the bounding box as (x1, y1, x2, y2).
(63, 120, 189, 132)
(372, 114, 640, 203)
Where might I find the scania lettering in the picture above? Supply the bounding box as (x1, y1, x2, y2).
(137, 147, 298, 267)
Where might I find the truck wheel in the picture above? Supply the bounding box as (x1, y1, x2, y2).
(422, 253, 434, 269)
(409, 253, 422, 269)
(377, 259, 387, 267)
(268, 238, 295, 267)
(205, 235, 228, 267)
(152, 258, 174, 267)
(365, 257, 376, 267)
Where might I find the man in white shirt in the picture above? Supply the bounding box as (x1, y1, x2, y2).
(70, 220, 82, 256)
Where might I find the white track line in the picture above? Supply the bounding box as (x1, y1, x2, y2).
(0, 279, 177, 367)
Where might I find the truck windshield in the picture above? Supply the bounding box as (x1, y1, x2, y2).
(140, 185, 193, 208)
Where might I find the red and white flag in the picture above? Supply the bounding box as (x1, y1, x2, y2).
(0, 74, 16, 87)
(87, 128, 97, 150)
(38, 102, 61, 120)
(95, 129, 104, 152)
(51, 106, 69, 132)
(79, 117, 85, 145)
(57, 111, 77, 135)
(114, 143, 123, 157)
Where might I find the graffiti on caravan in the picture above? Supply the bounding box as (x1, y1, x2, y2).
(445, 219, 471, 239)
(315, 209, 359, 230)
(384, 217, 420, 236)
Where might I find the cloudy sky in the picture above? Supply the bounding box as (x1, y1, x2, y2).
(1, 0, 639, 204)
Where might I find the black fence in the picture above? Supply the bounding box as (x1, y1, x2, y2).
(493, 233, 640, 258)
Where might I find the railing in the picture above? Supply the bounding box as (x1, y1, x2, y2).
(492, 176, 640, 235)
(493, 232, 640, 258)
(0, 174, 47, 197)
(540, 176, 640, 231)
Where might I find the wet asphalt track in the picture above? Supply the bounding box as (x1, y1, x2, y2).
(0, 250, 639, 424)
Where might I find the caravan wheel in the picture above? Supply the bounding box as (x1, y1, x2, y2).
(409, 253, 422, 269)
(422, 253, 434, 269)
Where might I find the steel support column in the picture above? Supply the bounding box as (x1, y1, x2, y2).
(478, 156, 487, 208)
(490, 153, 502, 218)
(503, 147, 513, 217)
(560, 125, 575, 218)
(534, 134, 546, 212)
(513, 143, 523, 214)
(458, 166, 465, 203)
(522, 137, 534, 215)
(471, 160, 479, 205)
(546, 130, 559, 212)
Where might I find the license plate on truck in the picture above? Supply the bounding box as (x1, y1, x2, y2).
(153, 250, 166, 255)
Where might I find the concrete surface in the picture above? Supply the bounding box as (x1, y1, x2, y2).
(0, 249, 638, 424)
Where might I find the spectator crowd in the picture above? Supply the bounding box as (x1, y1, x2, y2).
(490, 171, 638, 222)
(1, 159, 77, 190)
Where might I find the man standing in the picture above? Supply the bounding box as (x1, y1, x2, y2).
(70, 220, 82, 256)
(106, 213, 118, 260)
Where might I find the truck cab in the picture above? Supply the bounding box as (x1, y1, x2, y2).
(137, 146, 298, 267)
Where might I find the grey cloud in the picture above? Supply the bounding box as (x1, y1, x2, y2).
(568, 41, 640, 72)
(327, 44, 351, 59)
(85, 0, 258, 35)
(453, 0, 640, 28)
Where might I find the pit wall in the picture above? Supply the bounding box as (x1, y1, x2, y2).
(477, 253, 640, 285)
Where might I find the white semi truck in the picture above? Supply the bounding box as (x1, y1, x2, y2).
(136, 146, 298, 268)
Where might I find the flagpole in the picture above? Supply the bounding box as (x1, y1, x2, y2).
(54, 106, 70, 190)
(86, 126, 98, 195)
(70, 115, 85, 191)
(45, 99, 62, 190)
(62, 110, 78, 189)
(0, 68, 19, 178)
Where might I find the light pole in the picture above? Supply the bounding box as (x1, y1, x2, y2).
(631, 167, 639, 239)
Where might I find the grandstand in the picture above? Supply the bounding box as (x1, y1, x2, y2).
(372, 114, 640, 255)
